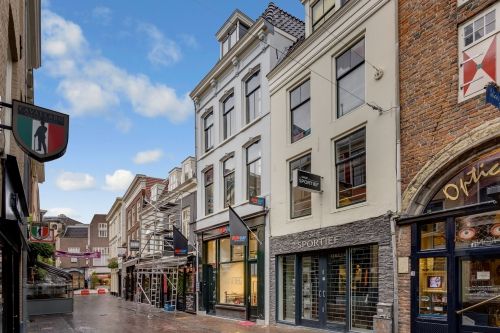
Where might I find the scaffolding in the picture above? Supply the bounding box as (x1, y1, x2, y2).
(134, 186, 189, 312)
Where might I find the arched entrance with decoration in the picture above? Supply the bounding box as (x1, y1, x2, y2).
(66, 268, 86, 290)
(397, 131, 500, 333)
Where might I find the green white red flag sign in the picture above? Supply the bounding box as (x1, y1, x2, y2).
(12, 100, 69, 162)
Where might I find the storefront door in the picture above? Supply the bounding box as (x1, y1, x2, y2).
(458, 256, 500, 332)
(300, 250, 349, 330)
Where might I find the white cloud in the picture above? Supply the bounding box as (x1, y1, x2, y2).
(92, 6, 112, 24)
(103, 169, 134, 191)
(41, 9, 192, 123)
(133, 149, 163, 164)
(56, 171, 96, 191)
(179, 34, 199, 49)
(139, 23, 181, 67)
(46, 207, 79, 218)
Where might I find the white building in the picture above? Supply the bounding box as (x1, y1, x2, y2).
(268, 0, 399, 331)
(107, 197, 124, 296)
(190, 3, 304, 323)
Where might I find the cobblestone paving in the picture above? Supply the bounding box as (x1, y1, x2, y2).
(28, 295, 320, 333)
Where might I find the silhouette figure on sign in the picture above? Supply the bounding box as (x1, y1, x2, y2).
(34, 121, 47, 154)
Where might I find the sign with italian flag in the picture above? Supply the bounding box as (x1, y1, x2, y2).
(29, 224, 55, 243)
(12, 100, 69, 162)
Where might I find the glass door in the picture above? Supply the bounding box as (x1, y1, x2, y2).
(247, 262, 258, 321)
(301, 255, 324, 327)
(459, 257, 500, 332)
(326, 250, 347, 330)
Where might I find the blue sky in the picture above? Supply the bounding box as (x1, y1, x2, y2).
(38, 1, 304, 223)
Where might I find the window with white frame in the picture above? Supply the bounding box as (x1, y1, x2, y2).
(246, 71, 261, 123)
(312, 0, 335, 31)
(98, 223, 108, 238)
(68, 247, 80, 263)
(246, 141, 262, 199)
(459, 5, 499, 101)
(93, 247, 109, 266)
(223, 94, 235, 140)
(205, 168, 214, 215)
(290, 80, 311, 143)
(222, 27, 237, 57)
(203, 111, 214, 152)
(182, 207, 191, 237)
(336, 39, 365, 117)
(290, 154, 312, 218)
(463, 9, 496, 47)
(223, 156, 235, 207)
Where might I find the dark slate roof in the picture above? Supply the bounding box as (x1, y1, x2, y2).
(62, 226, 88, 238)
(260, 2, 305, 39)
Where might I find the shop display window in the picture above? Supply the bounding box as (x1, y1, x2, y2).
(418, 257, 448, 318)
(220, 238, 230, 262)
(206, 240, 216, 265)
(278, 255, 296, 322)
(421, 222, 446, 250)
(460, 258, 500, 327)
(219, 262, 244, 305)
(249, 233, 258, 260)
(232, 245, 244, 261)
(250, 262, 258, 307)
(456, 211, 500, 248)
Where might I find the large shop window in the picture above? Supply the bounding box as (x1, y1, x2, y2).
(217, 237, 245, 306)
(246, 141, 262, 199)
(335, 128, 366, 208)
(420, 221, 446, 251)
(290, 80, 311, 143)
(336, 39, 365, 117)
(290, 154, 312, 218)
(418, 257, 448, 318)
(277, 245, 379, 330)
(278, 255, 296, 322)
(456, 211, 500, 248)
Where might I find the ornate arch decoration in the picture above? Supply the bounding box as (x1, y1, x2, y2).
(402, 119, 500, 215)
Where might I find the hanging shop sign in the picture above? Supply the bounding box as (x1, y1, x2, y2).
(292, 169, 322, 193)
(11, 100, 69, 162)
(29, 225, 55, 243)
(249, 196, 265, 207)
(55, 250, 101, 258)
(129, 240, 140, 251)
(486, 83, 500, 109)
(173, 226, 188, 256)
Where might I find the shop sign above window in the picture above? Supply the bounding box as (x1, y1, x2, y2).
(426, 148, 499, 212)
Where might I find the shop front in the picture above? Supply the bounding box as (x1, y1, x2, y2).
(198, 215, 265, 321)
(399, 147, 500, 333)
(270, 216, 394, 332)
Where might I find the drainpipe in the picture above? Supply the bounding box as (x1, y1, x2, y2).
(392, 0, 401, 331)
(192, 99, 200, 314)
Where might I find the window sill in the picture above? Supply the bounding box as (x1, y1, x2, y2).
(330, 201, 368, 214)
(287, 214, 312, 224)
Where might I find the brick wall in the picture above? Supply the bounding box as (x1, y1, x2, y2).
(58, 237, 88, 269)
(399, 0, 498, 195)
(398, 1, 499, 332)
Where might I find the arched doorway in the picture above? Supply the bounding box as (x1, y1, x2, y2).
(66, 269, 85, 290)
(398, 145, 500, 333)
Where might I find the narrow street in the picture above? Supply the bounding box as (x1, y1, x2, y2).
(28, 296, 317, 333)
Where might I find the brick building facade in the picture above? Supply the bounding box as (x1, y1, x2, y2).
(397, 1, 500, 332)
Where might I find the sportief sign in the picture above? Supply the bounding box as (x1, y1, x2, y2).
(12, 100, 69, 162)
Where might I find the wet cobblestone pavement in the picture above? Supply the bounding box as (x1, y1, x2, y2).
(28, 295, 321, 333)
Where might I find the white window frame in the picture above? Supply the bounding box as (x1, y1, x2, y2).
(182, 207, 191, 237)
(68, 247, 80, 263)
(461, 8, 497, 49)
(98, 223, 108, 238)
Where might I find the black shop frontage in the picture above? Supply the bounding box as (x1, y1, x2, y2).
(197, 214, 265, 322)
(398, 146, 500, 333)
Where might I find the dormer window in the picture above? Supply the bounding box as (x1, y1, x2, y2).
(222, 27, 237, 57)
(312, 0, 335, 31)
(220, 20, 250, 58)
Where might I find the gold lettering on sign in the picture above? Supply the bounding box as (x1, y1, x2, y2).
(443, 162, 499, 201)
